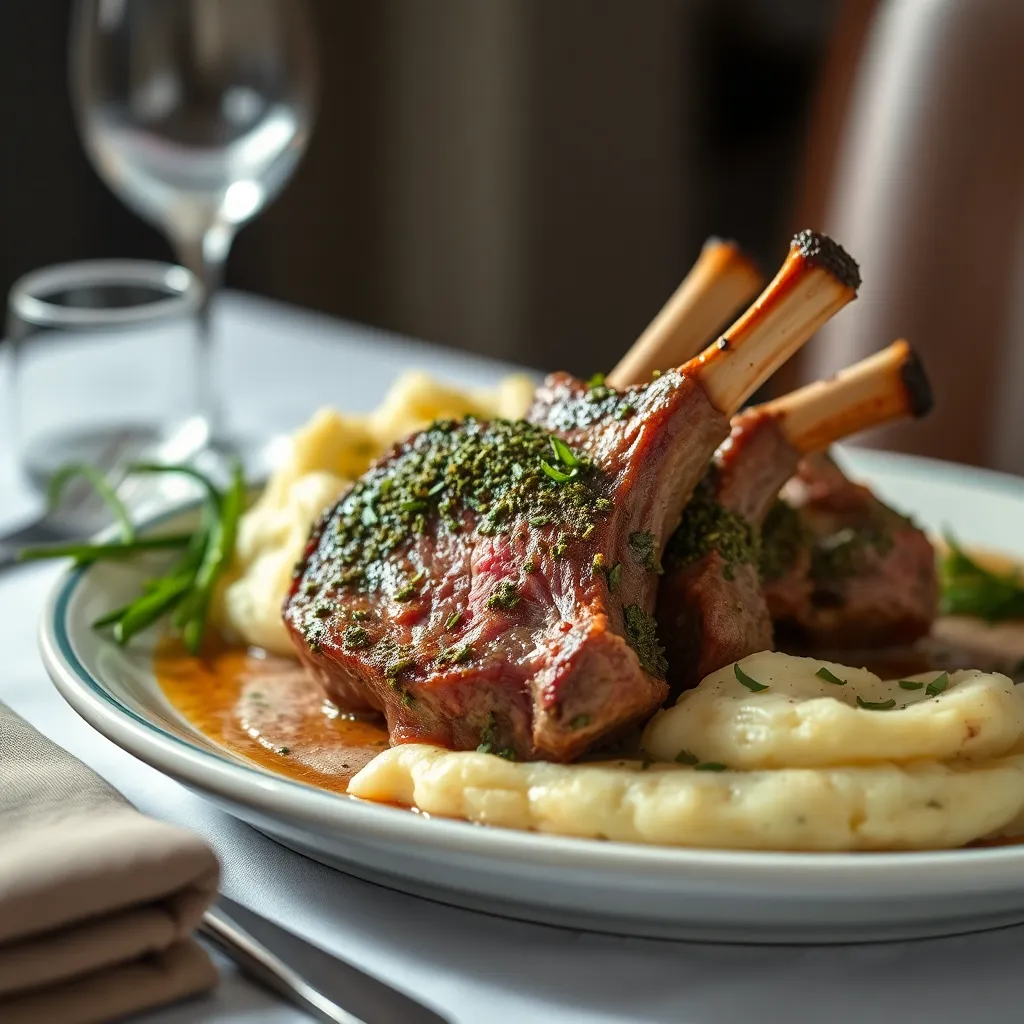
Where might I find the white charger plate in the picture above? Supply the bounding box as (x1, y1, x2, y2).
(39, 448, 1024, 944)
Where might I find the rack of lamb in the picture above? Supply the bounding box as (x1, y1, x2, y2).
(285, 231, 860, 760)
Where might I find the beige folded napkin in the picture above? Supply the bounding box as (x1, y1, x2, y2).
(0, 702, 220, 1024)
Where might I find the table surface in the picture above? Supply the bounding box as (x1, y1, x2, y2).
(3, 292, 1024, 1024)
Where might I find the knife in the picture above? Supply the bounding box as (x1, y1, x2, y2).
(200, 895, 452, 1024)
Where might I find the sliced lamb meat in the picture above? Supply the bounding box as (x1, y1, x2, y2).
(285, 230, 860, 761)
(657, 339, 933, 692)
(763, 450, 939, 649)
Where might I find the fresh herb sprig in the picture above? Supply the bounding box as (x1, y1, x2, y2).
(940, 534, 1024, 622)
(19, 461, 245, 653)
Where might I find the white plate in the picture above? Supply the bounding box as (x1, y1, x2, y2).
(39, 448, 1024, 944)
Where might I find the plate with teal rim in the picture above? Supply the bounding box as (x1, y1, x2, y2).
(38, 448, 1024, 944)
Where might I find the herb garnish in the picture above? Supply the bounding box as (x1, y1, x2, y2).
(323, 418, 610, 591)
(734, 663, 768, 692)
(629, 530, 663, 574)
(444, 610, 462, 631)
(940, 535, 1024, 621)
(623, 604, 668, 678)
(856, 697, 896, 711)
(476, 712, 516, 759)
(674, 749, 699, 765)
(925, 671, 950, 697)
(21, 461, 245, 653)
(608, 563, 623, 592)
(898, 679, 925, 690)
(815, 666, 847, 686)
(665, 474, 758, 579)
(486, 580, 521, 611)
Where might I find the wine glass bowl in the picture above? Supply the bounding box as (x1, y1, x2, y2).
(70, 0, 318, 439)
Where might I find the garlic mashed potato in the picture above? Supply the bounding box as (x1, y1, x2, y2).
(215, 371, 535, 654)
(349, 653, 1024, 851)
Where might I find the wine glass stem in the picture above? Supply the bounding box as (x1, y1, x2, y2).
(175, 226, 232, 444)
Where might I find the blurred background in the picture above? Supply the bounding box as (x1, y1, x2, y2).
(2, 0, 1023, 471)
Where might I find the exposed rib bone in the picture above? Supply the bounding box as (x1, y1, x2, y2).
(689, 230, 861, 417)
(606, 238, 764, 389)
(759, 339, 932, 454)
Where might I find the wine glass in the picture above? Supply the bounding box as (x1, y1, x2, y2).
(69, 0, 318, 446)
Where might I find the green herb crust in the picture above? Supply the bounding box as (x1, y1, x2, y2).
(665, 475, 759, 581)
(628, 530, 663, 574)
(810, 524, 894, 584)
(319, 417, 611, 591)
(759, 500, 807, 582)
(623, 604, 668, 678)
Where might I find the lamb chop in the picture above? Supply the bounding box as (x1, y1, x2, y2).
(655, 340, 933, 692)
(762, 452, 939, 649)
(285, 230, 860, 761)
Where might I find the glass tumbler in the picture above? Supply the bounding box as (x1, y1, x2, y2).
(7, 259, 205, 489)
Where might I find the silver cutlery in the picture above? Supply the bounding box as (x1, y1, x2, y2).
(201, 895, 451, 1024)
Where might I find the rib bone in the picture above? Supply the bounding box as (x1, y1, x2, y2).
(606, 238, 764, 389)
(688, 230, 861, 417)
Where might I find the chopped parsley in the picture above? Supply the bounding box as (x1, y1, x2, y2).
(629, 530, 663, 574)
(444, 610, 462, 631)
(342, 625, 370, 649)
(759, 500, 807, 582)
(856, 696, 896, 711)
(608, 563, 623, 592)
(623, 604, 668, 678)
(323, 417, 611, 594)
(486, 580, 521, 611)
(898, 679, 925, 690)
(734, 663, 768, 692)
(674, 749, 699, 765)
(815, 666, 846, 686)
(925, 672, 950, 697)
(665, 474, 759, 580)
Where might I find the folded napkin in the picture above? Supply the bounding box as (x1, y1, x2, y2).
(0, 702, 220, 1024)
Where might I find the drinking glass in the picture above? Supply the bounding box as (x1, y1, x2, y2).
(69, 0, 318, 443)
(7, 260, 205, 489)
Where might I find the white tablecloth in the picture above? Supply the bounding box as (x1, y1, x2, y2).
(2, 292, 1024, 1024)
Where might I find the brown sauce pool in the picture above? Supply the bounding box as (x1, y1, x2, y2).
(157, 546, 1024, 825)
(157, 638, 389, 793)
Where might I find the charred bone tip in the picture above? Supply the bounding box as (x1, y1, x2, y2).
(791, 230, 861, 292)
(898, 344, 934, 418)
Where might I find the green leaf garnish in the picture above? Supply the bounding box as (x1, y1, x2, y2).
(31, 461, 249, 655)
(46, 463, 135, 544)
(549, 436, 580, 469)
(815, 666, 846, 685)
(695, 762, 728, 772)
(734, 663, 768, 692)
(940, 533, 1024, 622)
(674, 749, 699, 765)
(925, 671, 950, 697)
(856, 696, 897, 711)
(607, 563, 622, 592)
(539, 460, 574, 484)
(898, 679, 925, 690)
(586, 372, 606, 388)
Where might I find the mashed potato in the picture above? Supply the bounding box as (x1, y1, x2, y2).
(347, 742, 1024, 851)
(216, 371, 535, 654)
(347, 651, 1024, 851)
(641, 653, 1024, 769)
